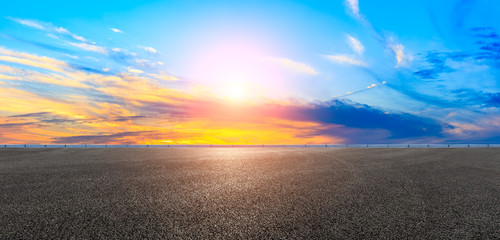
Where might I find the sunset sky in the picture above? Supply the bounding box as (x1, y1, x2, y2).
(1, 0, 500, 144)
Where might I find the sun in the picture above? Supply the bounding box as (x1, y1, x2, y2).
(226, 85, 244, 101)
(190, 36, 284, 102)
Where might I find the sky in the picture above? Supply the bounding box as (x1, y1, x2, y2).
(1, 0, 500, 144)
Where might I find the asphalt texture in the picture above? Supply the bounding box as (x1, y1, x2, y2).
(1, 148, 499, 239)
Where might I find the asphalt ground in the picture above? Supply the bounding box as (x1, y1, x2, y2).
(1, 148, 499, 239)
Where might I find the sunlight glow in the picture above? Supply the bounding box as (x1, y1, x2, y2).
(226, 85, 244, 101)
(190, 35, 284, 101)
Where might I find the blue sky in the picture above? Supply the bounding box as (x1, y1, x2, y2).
(1, 0, 500, 144)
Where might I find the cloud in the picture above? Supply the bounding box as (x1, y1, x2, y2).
(109, 28, 124, 34)
(333, 81, 387, 99)
(388, 39, 412, 67)
(443, 114, 500, 143)
(10, 112, 50, 118)
(7, 17, 163, 76)
(52, 131, 150, 144)
(341, 0, 416, 71)
(54, 27, 89, 42)
(413, 52, 457, 79)
(0, 48, 468, 145)
(148, 73, 178, 81)
(347, 35, 364, 55)
(266, 57, 318, 75)
(9, 17, 91, 43)
(451, 89, 500, 108)
(138, 46, 158, 54)
(0, 48, 198, 144)
(324, 54, 366, 66)
(3, 34, 75, 54)
(0, 64, 90, 89)
(366, 83, 377, 89)
(68, 42, 108, 54)
(162, 98, 449, 142)
(108, 48, 138, 65)
(287, 99, 450, 140)
(127, 67, 143, 74)
(0, 73, 17, 80)
(0, 122, 38, 128)
(473, 28, 500, 58)
(412, 44, 494, 81)
(69, 64, 111, 75)
(322, 35, 365, 68)
(0, 47, 68, 72)
(8, 111, 85, 125)
(344, 0, 360, 18)
(8, 17, 45, 30)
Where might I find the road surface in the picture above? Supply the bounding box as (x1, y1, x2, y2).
(1, 148, 499, 239)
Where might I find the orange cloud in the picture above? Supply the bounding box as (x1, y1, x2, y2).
(0, 47, 346, 144)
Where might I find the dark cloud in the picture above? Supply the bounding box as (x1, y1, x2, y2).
(413, 67, 453, 80)
(471, 27, 500, 60)
(41, 119, 80, 124)
(9, 112, 49, 118)
(52, 131, 151, 144)
(479, 42, 500, 54)
(286, 100, 449, 140)
(474, 32, 500, 39)
(413, 27, 500, 81)
(452, 89, 500, 107)
(471, 26, 500, 39)
(485, 93, 500, 106)
(0, 122, 37, 128)
(8, 111, 83, 125)
(113, 116, 147, 122)
(412, 51, 470, 80)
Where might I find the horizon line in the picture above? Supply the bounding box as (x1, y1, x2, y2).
(2, 144, 500, 148)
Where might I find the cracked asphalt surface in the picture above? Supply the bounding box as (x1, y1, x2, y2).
(1, 148, 499, 239)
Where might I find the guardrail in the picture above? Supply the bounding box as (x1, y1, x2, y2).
(1, 144, 499, 148)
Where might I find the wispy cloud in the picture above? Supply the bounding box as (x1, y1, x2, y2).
(342, 0, 413, 69)
(324, 54, 366, 66)
(6, 17, 163, 77)
(9, 17, 45, 30)
(388, 39, 412, 67)
(9, 17, 91, 43)
(109, 28, 124, 34)
(0, 47, 68, 72)
(54, 27, 90, 43)
(127, 67, 143, 74)
(138, 46, 157, 54)
(266, 57, 318, 75)
(335, 81, 387, 98)
(68, 42, 108, 54)
(0, 73, 17, 80)
(0, 65, 90, 89)
(344, 0, 360, 18)
(322, 34, 365, 68)
(346, 35, 364, 55)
